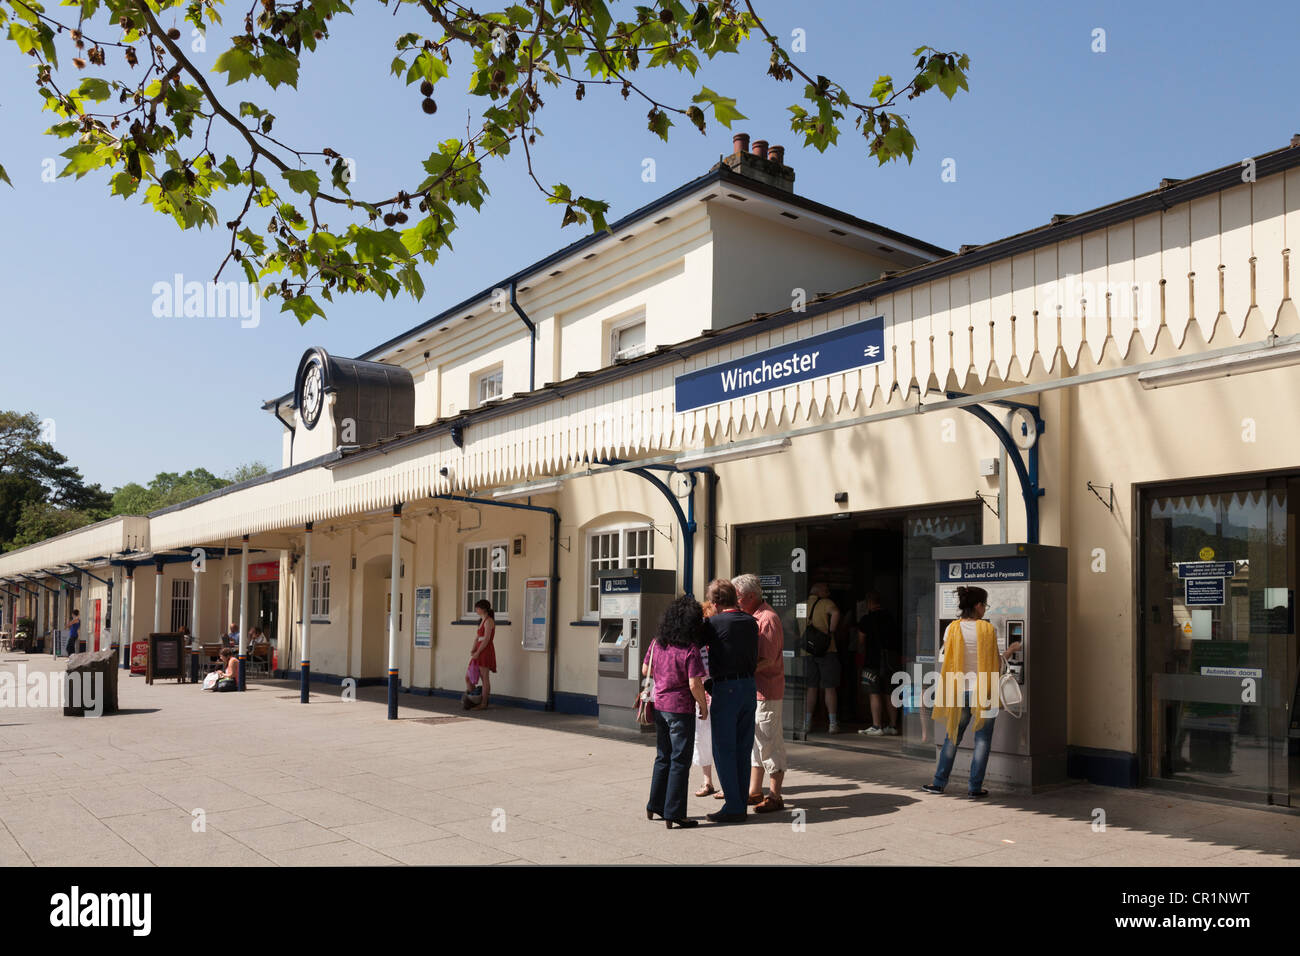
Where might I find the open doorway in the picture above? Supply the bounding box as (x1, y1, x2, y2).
(735, 503, 981, 756)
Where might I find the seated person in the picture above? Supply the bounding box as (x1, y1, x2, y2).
(213, 648, 239, 692)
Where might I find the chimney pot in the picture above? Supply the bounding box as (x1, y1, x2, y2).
(769, 145, 785, 165)
(733, 133, 750, 156)
(751, 139, 769, 160)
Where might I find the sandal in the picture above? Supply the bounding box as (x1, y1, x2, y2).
(694, 785, 717, 798)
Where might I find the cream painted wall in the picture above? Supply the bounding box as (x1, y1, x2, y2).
(707, 203, 896, 330)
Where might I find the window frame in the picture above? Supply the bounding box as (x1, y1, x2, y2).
(463, 540, 509, 619)
(585, 524, 654, 618)
(473, 365, 504, 407)
(309, 561, 331, 624)
(170, 578, 192, 633)
(609, 313, 647, 363)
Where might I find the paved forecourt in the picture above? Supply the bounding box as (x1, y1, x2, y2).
(0, 655, 1296, 866)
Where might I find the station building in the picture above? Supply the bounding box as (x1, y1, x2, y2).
(4, 135, 1300, 809)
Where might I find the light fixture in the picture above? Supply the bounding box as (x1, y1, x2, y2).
(1137, 341, 1300, 390)
(674, 438, 792, 468)
(492, 479, 562, 500)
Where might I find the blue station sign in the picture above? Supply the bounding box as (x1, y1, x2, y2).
(674, 317, 886, 414)
(1176, 561, 1236, 579)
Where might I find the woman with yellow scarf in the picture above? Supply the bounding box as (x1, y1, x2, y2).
(921, 586, 1021, 797)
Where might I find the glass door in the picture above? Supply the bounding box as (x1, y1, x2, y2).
(735, 523, 807, 740)
(1141, 478, 1295, 804)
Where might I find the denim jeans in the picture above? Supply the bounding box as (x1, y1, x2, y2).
(709, 677, 757, 814)
(647, 709, 696, 821)
(931, 696, 997, 793)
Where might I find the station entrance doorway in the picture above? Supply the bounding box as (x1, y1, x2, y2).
(735, 502, 982, 755)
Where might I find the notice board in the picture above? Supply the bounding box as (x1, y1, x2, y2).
(146, 632, 186, 684)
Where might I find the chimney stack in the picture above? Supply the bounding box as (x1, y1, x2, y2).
(713, 131, 795, 193)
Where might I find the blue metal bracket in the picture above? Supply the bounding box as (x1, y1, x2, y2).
(946, 393, 1045, 544)
(627, 468, 697, 596)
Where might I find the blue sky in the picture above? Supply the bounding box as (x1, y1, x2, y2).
(1, 0, 1296, 491)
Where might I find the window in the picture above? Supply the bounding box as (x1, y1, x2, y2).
(464, 542, 508, 617)
(587, 527, 654, 615)
(310, 563, 331, 622)
(611, 317, 647, 361)
(475, 366, 504, 406)
(170, 579, 192, 632)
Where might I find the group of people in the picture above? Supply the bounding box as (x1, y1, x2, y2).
(644, 580, 1023, 825)
(643, 574, 786, 828)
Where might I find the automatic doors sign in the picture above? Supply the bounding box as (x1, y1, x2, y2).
(939, 558, 1029, 582)
(1185, 577, 1225, 606)
(1176, 561, 1236, 579)
(674, 317, 885, 414)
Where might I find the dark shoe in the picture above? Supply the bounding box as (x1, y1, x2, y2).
(921, 784, 944, 794)
(665, 819, 699, 829)
(968, 789, 989, 798)
(646, 809, 662, 820)
(706, 811, 747, 824)
(753, 795, 785, 814)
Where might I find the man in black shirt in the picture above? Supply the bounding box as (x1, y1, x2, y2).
(856, 592, 900, 736)
(702, 578, 758, 823)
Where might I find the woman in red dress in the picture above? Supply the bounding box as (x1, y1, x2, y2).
(467, 599, 498, 710)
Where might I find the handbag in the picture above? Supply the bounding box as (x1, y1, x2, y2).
(466, 660, 481, 686)
(202, 671, 219, 691)
(998, 659, 1024, 718)
(635, 644, 656, 726)
(801, 597, 832, 657)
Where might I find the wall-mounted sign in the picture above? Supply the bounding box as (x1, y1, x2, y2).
(938, 558, 1030, 582)
(414, 587, 433, 648)
(248, 561, 279, 583)
(1185, 577, 1225, 606)
(1176, 561, 1235, 579)
(523, 578, 549, 652)
(674, 317, 885, 413)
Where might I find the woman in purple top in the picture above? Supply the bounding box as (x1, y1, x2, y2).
(643, 595, 710, 829)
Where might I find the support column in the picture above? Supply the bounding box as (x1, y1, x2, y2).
(192, 555, 202, 644)
(238, 536, 249, 691)
(300, 523, 313, 703)
(388, 504, 402, 720)
(152, 559, 164, 633)
(121, 566, 134, 669)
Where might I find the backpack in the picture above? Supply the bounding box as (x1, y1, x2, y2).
(802, 597, 833, 658)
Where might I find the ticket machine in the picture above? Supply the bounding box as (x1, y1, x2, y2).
(932, 543, 1068, 791)
(597, 568, 677, 731)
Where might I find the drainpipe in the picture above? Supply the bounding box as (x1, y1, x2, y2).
(272, 402, 295, 464)
(702, 468, 718, 584)
(435, 494, 560, 711)
(509, 280, 537, 392)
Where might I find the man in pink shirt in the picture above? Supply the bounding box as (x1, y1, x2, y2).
(734, 573, 786, 813)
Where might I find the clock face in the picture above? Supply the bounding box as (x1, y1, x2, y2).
(300, 362, 324, 429)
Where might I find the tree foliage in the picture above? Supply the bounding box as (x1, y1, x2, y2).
(0, 410, 111, 549)
(0, 0, 970, 323)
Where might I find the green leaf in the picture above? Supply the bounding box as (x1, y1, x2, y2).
(353, 227, 412, 263)
(691, 87, 745, 128)
(259, 40, 300, 89)
(76, 78, 111, 102)
(213, 46, 257, 84)
(282, 168, 320, 197)
(281, 294, 326, 324)
(0, 163, 11, 188)
(647, 109, 672, 141)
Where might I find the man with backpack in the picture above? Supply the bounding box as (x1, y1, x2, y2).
(802, 583, 841, 735)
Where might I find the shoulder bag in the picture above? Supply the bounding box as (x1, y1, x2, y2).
(802, 597, 832, 658)
(635, 643, 657, 726)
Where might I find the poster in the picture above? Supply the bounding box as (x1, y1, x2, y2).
(129, 640, 148, 675)
(414, 587, 433, 648)
(523, 578, 549, 652)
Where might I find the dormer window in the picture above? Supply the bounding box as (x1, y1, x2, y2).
(611, 316, 647, 362)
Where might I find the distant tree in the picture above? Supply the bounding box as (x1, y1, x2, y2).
(0, 410, 111, 548)
(110, 467, 230, 514)
(224, 461, 270, 484)
(4, 501, 100, 551)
